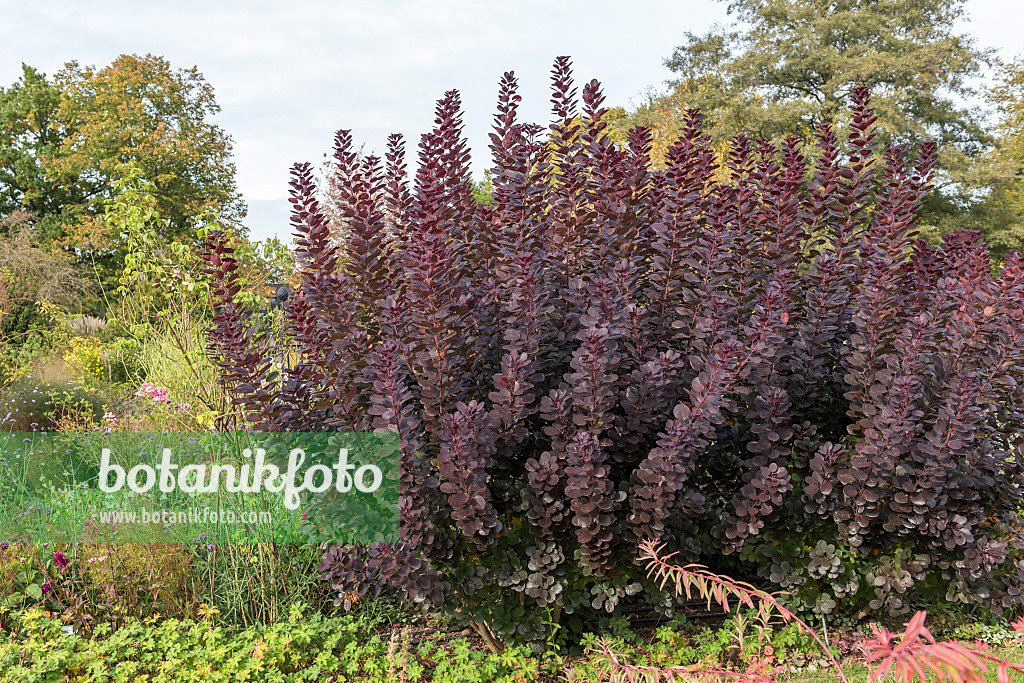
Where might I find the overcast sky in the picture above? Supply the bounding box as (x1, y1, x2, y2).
(2, 0, 1022, 242)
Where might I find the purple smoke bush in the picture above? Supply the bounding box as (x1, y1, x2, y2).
(205, 57, 1024, 648)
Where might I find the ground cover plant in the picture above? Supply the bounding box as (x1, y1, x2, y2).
(575, 543, 1024, 682)
(6, 546, 1024, 683)
(0, 601, 544, 683)
(203, 55, 1024, 653)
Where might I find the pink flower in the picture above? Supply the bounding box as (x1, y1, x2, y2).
(135, 383, 172, 403)
(52, 551, 70, 569)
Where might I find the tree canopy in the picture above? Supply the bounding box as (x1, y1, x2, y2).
(613, 0, 1019, 254)
(0, 65, 67, 236)
(0, 54, 243, 253)
(978, 58, 1024, 258)
(632, 0, 992, 152)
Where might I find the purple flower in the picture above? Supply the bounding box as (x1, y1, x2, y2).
(41, 581, 54, 594)
(52, 551, 70, 569)
(0, 541, 8, 550)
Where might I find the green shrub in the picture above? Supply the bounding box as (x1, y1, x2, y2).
(60, 334, 144, 387)
(102, 337, 144, 385)
(0, 376, 109, 432)
(0, 301, 49, 346)
(0, 303, 55, 387)
(0, 604, 541, 683)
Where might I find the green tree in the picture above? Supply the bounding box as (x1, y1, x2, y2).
(615, 0, 1011, 248)
(665, 0, 990, 144)
(0, 65, 73, 239)
(0, 54, 243, 255)
(977, 58, 1024, 257)
(472, 170, 495, 206)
